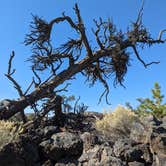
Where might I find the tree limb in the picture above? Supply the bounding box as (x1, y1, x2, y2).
(5, 51, 24, 97)
(74, 4, 93, 57)
(132, 45, 160, 68)
(0, 3, 165, 121)
(158, 29, 166, 41)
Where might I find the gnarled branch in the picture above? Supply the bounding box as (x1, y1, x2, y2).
(132, 45, 160, 68)
(5, 51, 24, 97)
(0, 3, 165, 121)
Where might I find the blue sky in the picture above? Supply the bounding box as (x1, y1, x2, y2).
(0, 0, 166, 112)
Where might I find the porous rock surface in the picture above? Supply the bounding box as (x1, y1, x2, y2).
(0, 112, 165, 166)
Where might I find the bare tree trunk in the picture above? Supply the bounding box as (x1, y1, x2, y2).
(0, 49, 109, 120)
(1, 3, 164, 121)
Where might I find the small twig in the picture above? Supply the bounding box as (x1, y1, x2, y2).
(32, 66, 41, 86)
(158, 29, 166, 41)
(7, 51, 15, 74)
(98, 88, 110, 105)
(74, 3, 93, 57)
(136, 0, 145, 25)
(98, 77, 111, 105)
(143, 61, 160, 67)
(54, 83, 71, 93)
(31, 102, 39, 116)
(40, 74, 54, 86)
(74, 96, 80, 113)
(51, 14, 78, 31)
(92, 19, 105, 50)
(132, 45, 160, 68)
(24, 78, 35, 95)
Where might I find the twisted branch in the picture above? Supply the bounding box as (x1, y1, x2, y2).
(132, 45, 160, 68)
(5, 51, 24, 97)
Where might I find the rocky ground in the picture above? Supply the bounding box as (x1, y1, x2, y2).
(0, 112, 165, 166)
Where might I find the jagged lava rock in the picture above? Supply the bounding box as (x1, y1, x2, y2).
(39, 132, 83, 162)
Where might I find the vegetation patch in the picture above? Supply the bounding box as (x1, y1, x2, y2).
(0, 120, 20, 148)
(95, 105, 139, 139)
(126, 82, 166, 119)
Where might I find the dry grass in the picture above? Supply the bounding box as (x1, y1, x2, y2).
(95, 105, 139, 139)
(0, 120, 20, 148)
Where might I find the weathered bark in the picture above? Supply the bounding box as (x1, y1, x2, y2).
(0, 48, 117, 120)
(1, 3, 165, 121)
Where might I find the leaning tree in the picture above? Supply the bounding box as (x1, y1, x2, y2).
(0, 3, 165, 122)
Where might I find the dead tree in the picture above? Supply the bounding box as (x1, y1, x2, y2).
(0, 3, 166, 120)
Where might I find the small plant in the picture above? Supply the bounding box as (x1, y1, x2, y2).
(95, 105, 139, 139)
(127, 82, 166, 118)
(62, 95, 75, 113)
(0, 120, 20, 148)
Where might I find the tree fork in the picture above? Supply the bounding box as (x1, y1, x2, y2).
(0, 3, 165, 120)
(0, 49, 112, 120)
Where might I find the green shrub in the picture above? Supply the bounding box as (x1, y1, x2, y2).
(133, 82, 166, 118)
(95, 105, 139, 139)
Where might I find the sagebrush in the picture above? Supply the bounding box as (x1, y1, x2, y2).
(0, 120, 20, 148)
(95, 105, 139, 139)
